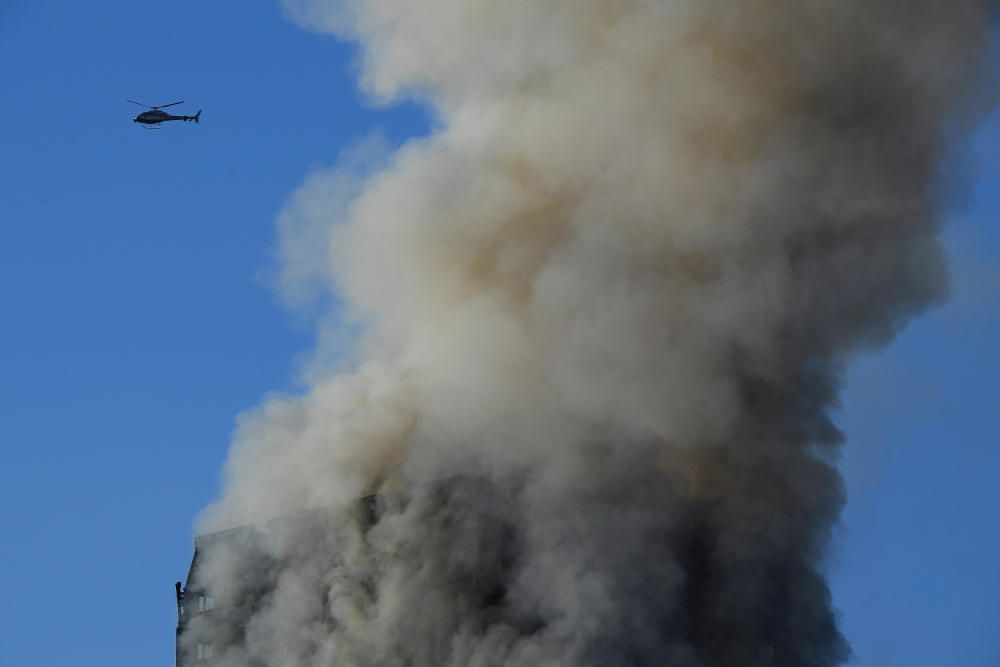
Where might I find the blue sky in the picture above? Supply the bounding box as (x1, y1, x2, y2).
(0, 3, 996, 666)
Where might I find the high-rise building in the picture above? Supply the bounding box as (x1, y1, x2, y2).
(175, 525, 261, 666)
(175, 477, 517, 665)
(175, 498, 380, 666)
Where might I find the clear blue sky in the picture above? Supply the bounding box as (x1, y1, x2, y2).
(0, 3, 995, 666)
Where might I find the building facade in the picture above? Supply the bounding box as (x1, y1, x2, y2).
(175, 498, 380, 666)
(175, 525, 262, 666)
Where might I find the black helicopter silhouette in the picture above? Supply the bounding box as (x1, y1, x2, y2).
(129, 100, 201, 128)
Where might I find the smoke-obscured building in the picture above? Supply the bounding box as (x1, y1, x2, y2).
(175, 526, 257, 666)
(175, 498, 380, 666)
(175, 478, 526, 665)
(176, 477, 795, 665)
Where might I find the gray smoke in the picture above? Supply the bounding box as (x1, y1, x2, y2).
(190, 2, 999, 666)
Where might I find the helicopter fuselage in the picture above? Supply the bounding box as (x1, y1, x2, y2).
(134, 109, 199, 125)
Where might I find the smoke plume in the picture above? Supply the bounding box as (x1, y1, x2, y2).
(190, 2, 998, 665)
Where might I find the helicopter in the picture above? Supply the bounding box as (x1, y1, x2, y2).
(128, 100, 201, 128)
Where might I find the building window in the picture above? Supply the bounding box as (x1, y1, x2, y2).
(198, 595, 215, 612)
(197, 643, 214, 660)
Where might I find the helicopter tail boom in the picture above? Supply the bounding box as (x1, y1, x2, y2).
(193, 110, 201, 123)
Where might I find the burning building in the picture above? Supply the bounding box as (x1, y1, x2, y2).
(182, 1, 999, 666)
(176, 527, 255, 666)
(177, 485, 500, 666)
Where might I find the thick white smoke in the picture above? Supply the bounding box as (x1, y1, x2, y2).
(189, 2, 998, 666)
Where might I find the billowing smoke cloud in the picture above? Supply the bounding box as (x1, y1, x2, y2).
(188, 2, 998, 666)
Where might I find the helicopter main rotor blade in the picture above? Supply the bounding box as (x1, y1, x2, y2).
(127, 99, 153, 108)
(157, 100, 185, 109)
